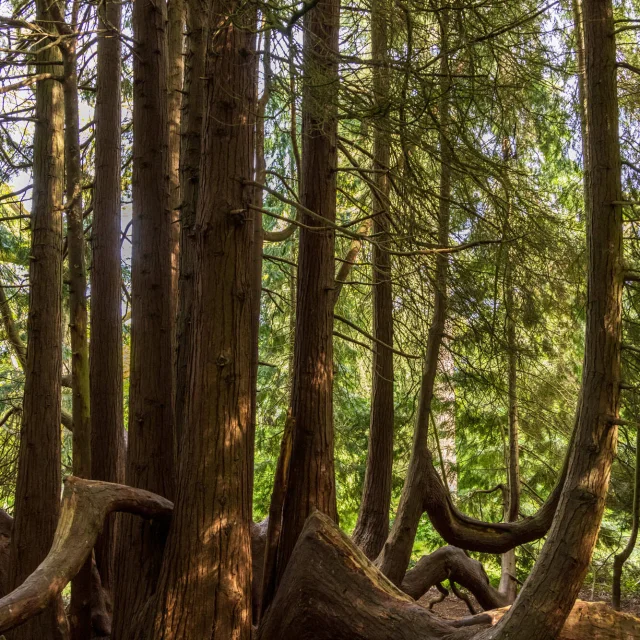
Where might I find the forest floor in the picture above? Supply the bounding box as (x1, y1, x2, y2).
(418, 587, 640, 620)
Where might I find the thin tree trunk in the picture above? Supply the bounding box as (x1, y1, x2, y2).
(480, 1, 623, 638)
(434, 331, 457, 494)
(572, 0, 589, 213)
(112, 0, 175, 632)
(174, 0, 207, 451)
(250, 28, 270, 559)
(499, 276, 519, 603)
(376, 6, 451, 585)
(351, 0, 394, 561)
(146, 1, 256, 636)
(271, 0, 341, 587)
(61, 5, 92, 634)
(612, 422, 640, 610)
(90, 0, 125, 594)
(9, 3, 65, 637)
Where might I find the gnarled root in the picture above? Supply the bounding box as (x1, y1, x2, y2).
(401, 546, 510, 611)
(258, 511, 640, 640)
(258, 511, 483, 640)
(0, 477, 173, 634)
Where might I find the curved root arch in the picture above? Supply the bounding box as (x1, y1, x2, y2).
(0, 477, 173, 634)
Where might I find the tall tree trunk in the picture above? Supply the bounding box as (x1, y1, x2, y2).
(167, 0, 184, 413)
(375, 6, 451, 585)
(112, 0, 175, 633)
(174, 0, 207, 451)
(90, 0, 125, 594)
(351, 0, 394, 561)
(147, 1, 256, 636)
(61, 7, 92, 635)
(269, 0, 341, 587)
(9, 4, 65, 637)
(499, 275, 519, 603)
(481, 2, 623, 638)
(612, 421, 640, 610)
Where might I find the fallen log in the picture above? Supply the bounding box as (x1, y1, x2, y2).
(401, 546, 510, 611)
(0, 476, 173, 634)
(258, 511, 640, 640)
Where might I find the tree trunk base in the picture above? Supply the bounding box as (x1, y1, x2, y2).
(258, 512, 640, 640)
(460, 601, 640, 639)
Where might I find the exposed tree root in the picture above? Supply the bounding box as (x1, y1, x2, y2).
(4, 487, 639, 640)
(401, 546, 510, 611)
(458, 601, 640, 639)
(258, 512, 640, 640)
(0, 477, 173, 634)
(257, 511, 482, 640)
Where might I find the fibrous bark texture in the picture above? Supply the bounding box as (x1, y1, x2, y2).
(258, 513, 638, 640)
(0, 477, 172, 636)
(8, 6, 64, 637)
(351, 0, 394, 561)
(145, 1, 256, 636)
(476, 1, 623, 638)
(259, 512, 479, 640)
(167, 0, 184, 342)
(91, 0, 125, 593)
(274, 0, 341, 586)
(61, 16, 92, 635)
(112, 0, 175, 633)
(174, 0, 207, 450)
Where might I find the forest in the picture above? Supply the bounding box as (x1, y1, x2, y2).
(0, 0, 639, 637)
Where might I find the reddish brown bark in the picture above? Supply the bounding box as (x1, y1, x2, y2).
(351, 0, 394, 561)
(477, 1, 623, 638)
(111, 0, 175, 633)
(261, 417, 294, 617)
(8, 5, 65, 637)
(0, 478, 172, 636)
(58, 7, 92, 633)
(167, 0, 184, 344)
(145, 1, 256, 636)
(258, 512, 478, 640)
(273, 0, 341, 586)
(174, 0, 207, 450)
(258, 513, 638, 640)
(90, 0, 125, 594)
(465, 602, 640, 640)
